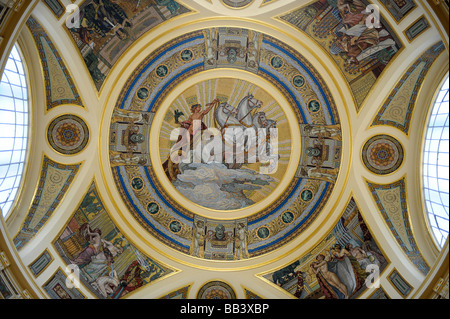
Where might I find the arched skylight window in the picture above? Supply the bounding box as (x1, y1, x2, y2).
(0, 45, 29, 217)
(423, 74, 449, 249)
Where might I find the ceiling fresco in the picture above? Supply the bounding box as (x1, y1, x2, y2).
(159, 77, 292, 211)
(53, 181, 177, 299)
(107, 27, 343, 260)
(65, 0, 192, 91)
(1, 0, 448, 301)
(279, 0, 403, 111)
(258, 197, 388, 299)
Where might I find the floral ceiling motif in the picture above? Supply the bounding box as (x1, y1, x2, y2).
(47, 114, 90, 155)
(362, 134, 403, 175)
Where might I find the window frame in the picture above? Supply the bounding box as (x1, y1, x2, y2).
(421, 73, 449, 249)
(0, 43, 30, 219)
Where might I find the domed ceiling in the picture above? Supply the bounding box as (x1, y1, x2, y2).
(1, 0, 448, 300)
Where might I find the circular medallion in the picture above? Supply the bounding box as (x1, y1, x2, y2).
(158, 78, 292, 212)
(281, 211, 294, 224)
(221, 0, 254, 9)
(292, 75, 305, 88)
(169, 220, 182, 233)
(300, 189, 314, 202)
(270, 56, 284, 69)
(137, 87, 150, 100)
(257, 226, 270, 239)
(307, 100, 321, 113)
(131, 177, 144, 191)
(47, 114, 89, 155)
(156, 64, 169, 78)
(362, 135, 404, 175)
(197, 281, 236, 299)
(180, 49, 193, 62)
(147, 202, 160, 215)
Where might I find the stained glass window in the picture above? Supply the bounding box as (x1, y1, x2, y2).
(0, 45, 29, 217)
(423, 74, 449, 248)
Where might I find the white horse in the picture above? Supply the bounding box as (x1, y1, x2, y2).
(214, 94, 263, 131)
(198, 95, 279, 172)
(215, 111, 278, 172)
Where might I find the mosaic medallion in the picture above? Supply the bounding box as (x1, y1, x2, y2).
(362, 135, 404, 175)
(108, 28, 343, 261)
(47, 114, 89, 155)
(197, 281, 236, 299)
(222, 0, 254, 9)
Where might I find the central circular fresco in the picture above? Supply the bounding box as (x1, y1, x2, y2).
(155, 77, 294, 214)
(108, 28, 343, 261)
